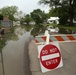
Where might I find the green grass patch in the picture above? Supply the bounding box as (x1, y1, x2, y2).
(57, 25, 76, 30)
(47, 23, 76, 30)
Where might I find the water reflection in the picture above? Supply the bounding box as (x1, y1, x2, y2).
(0, 25, 76, 51)
(15, 27, 26, 38)
(31, 25, 46, 37)
(0, 37, 6, 51)
(1, 26, 31, 75)
(20, 25, 33, 32)
(0, 27, 18, 52)
(0, 25, 31, 52)
(31, 25, 76, 36)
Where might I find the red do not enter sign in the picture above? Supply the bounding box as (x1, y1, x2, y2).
(40, 44, 61, 70)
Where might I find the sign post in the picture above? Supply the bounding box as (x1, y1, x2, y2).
(38, 42, 63, 73)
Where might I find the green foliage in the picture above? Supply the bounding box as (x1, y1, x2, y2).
(61, 0, 76, 25)
(24, 14, 33, 25)
(49, 8, 59, 17)
(58, 7, 69, 25)
(0, 6, 18, 21)
(0, 14, 3, 25)
(39, 0, 60, 8)
(31, 9, 47, 24)
(48, 7, 68, 25)
(9, 14, 16, 21)
(39, 0, 76, 25)
(0, 14, 3, 20)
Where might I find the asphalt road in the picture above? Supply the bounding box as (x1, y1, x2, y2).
(29, 40, 76, 75)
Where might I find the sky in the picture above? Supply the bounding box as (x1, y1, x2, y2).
(0, 0, 50, 14)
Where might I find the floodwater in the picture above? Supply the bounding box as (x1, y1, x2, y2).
(0, 25, 76, 75)
(0, 25, 47, 75)
(31, 25, 76, 36)
(0, 27, 32, 75)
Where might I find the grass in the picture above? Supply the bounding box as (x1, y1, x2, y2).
(57, 25, 76, 30)
(48, 23, 76, 30)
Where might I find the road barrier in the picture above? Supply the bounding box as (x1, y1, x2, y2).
(35, 36, 47, 44)
(49, 34, 76, 42)
(35, 30, 76, 44)
(35, 30, 76, 73)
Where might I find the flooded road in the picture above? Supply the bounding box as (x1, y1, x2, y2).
(0, 27, 32, 75)
(0, 25, 76, 75)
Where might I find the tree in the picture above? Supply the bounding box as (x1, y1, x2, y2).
(0, 14, 3, 20)
(0, 14, 3, 26)
(39, 0, 76, 25)
(0, 6, 18, 21)
(39, 0, 60, 8)
(58, 7, 69, 25)
(24, 14, 33, 25)
(49, 7, 69, 24)
(48, 8, 59, 17)
(31, 9, 47, 24)
(15, 11, 24, 21)
(61, 0, 76, 25)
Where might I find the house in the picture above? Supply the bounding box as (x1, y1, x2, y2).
(47, 17, 59, 24)
(1, 16, 13, 28)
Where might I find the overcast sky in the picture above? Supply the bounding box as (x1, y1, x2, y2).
(0, 0, 50, 14)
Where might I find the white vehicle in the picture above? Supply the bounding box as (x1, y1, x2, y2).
(47, 17, 59, 24)
(47, 26, 59, 33)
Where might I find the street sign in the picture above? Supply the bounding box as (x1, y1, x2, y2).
(38, 42, 63, 73)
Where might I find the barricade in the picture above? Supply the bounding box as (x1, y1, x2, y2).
(35, 34, 76, 44)
(49, 34, 76, 42)
(35, 35, 47, 44)
(35, 31, 76, 73)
